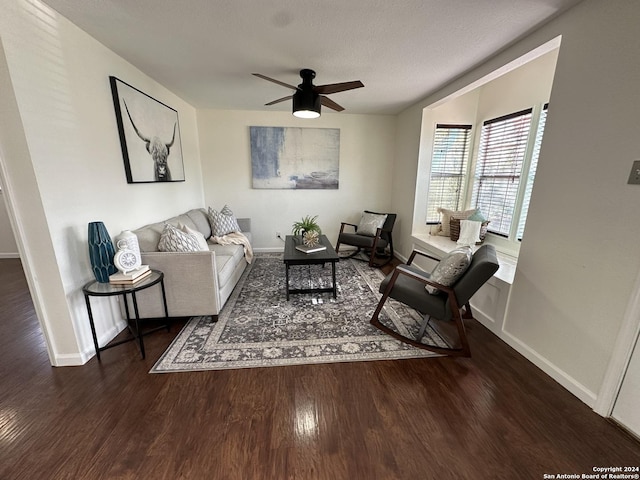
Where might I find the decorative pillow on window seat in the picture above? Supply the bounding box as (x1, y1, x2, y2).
(449, 216, 489, 244)
(436, 208, 477, 237)
(425, 246, 473, 294)
(457, 219, 483, 246)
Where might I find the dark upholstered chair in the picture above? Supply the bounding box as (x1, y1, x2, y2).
(370, 245, 499, 357)
(335, 211, 396, 267)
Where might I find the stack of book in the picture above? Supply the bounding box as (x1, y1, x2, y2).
(109, 265, 151, 285)
(295, 244, 327, 254)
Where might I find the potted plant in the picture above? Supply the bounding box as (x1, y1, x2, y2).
(292, 215, 321, 237)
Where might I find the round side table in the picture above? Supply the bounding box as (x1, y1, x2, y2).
(82, 269, 169, 360)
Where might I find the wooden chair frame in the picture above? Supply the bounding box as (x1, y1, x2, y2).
(370, 249, 474, 357)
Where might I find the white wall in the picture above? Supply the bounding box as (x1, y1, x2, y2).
(392, 0, 640, 407)
(0, 191, 18, 256)
(505, 0, 640, 402)
(0, 0, 205, 364)
(197, 110, 396, 249)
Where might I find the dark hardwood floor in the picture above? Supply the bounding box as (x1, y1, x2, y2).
(1, 257, 639, 479)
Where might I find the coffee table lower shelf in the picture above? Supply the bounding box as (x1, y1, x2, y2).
(283, 235, 340, 300)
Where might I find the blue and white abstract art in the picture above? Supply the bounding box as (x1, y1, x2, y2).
(250, 126, 340, 189)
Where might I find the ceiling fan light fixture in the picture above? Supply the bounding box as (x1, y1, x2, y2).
(293, 109, 320, 119)
(292, 89, 321, 119)
(254, 69, 363, 116)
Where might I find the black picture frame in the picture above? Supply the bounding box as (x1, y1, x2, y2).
(109, 76, 185, 183)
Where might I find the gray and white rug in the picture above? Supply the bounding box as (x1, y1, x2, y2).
(151, 253, 442, 372)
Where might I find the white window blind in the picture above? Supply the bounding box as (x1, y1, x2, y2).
(517, 104, 548, 240)
(472, 109, 533, 237)
(426, 124, 472, 223)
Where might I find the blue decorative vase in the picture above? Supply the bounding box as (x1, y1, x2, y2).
(88, 221, 117, 283)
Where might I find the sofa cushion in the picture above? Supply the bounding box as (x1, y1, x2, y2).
(210, 243, 245, 258)
(186, 208, 212, 239)
(169, 214, 198, 232)
(134, 221, 165, 252)
(216, 245, 246, 289)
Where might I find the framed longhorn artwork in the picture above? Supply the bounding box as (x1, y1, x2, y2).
(109, 76, 185, 183)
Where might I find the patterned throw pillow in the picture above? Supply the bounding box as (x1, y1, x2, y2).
(207, 205, 241, 237)
(426, 246, 473, 294)
(357, 212, 388, 237)
(157, 223, 201, 252)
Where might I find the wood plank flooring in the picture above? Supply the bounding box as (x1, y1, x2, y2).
(1, 257, 639, 479)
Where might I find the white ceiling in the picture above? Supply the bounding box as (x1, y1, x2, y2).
(41, 0, 582, 115)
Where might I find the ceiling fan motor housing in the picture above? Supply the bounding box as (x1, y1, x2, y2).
(293, 88, 320, 117)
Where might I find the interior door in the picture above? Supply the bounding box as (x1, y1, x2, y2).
(612, 333, 640, 438)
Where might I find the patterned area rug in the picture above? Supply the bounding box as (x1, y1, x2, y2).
(151, 253, 442, 372)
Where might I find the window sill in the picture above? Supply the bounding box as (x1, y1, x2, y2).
(411, 233, 517, 285)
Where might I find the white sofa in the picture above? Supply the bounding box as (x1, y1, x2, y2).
(124, 208, 251, 320)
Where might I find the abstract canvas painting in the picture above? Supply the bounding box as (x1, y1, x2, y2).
(250, 126, 340, 189)
(110, 76, 185, 183)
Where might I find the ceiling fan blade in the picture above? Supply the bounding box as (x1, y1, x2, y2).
(265, 95, 293, 106)
(252, 73, 298, 90)
(320, 96, 345, 112)
(314, 80, 364, 95)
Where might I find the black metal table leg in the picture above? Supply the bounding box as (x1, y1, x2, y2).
(84, 294, 101, 361)
(331, 261, 337, 298)
(285, 263, 290, 300)
(131, 291, 145, 359)
(159, 278, 170, 331)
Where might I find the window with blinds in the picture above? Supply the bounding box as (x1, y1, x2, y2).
(472, 109, 533, 237)
(426, 124, 472, 223)
(516, 104, 548, 240)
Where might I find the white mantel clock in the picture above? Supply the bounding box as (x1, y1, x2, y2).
(113, 239, 141, 274)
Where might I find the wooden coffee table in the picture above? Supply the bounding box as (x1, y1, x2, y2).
(283, 235, 340, 300)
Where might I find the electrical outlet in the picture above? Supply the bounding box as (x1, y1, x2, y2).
(628, 160, 640, 185)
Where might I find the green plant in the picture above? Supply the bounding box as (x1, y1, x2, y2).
(292, 215, 321, 236)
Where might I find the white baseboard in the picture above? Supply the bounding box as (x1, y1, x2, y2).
(502, 329, 598, 407)
(53, 352, 86, 366)
(473, 308, 597, 408)
(254, 247, 284, 253)
(53, 320, 127, 366)
(0, 252, 19, 258)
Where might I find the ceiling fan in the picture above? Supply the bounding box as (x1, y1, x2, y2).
(252, 69, 364, 118)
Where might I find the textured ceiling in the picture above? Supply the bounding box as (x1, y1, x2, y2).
(41, 0, 582, 115)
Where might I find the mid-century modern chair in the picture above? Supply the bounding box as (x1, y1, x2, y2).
(335, 210, 396, 267)
(370, 245, 499, 357)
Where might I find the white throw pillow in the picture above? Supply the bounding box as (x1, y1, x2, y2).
(158, 223, 201, 253)
(457, 219, 482, 246)
(180, 223, 209, 251)
(437, 208, 477, 237)
(357, 212, 387, 237)
(426, 246, 473, 294)
(207, 205, 240, 237)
